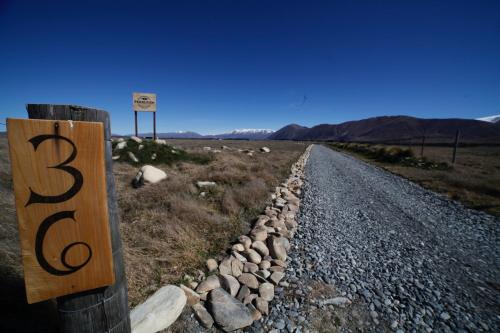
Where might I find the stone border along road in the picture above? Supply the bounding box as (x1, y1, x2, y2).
(263, 145, 499, 333)
(178, 145, 313, 332)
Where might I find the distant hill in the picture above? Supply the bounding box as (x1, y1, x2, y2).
(269, 116, 500, 143)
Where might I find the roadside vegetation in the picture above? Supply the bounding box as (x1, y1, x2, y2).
(112, 138, 212, 166)
(328, 142, 500, 217)
(0, 134, 305, 309)
(114, 139, 305, 305)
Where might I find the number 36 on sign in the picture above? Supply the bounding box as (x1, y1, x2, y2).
(7, 118, 114, 304)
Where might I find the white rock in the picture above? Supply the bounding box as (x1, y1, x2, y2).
(203, 147, 212, 151)
(128, 152, 139, 163)
(116, 141, 127, 150)
(321, 297, 352, 307)
(138, 144, 144, 150)
(260, 147, 271, 153)
(155, 139, 167, 145)
(151, 153, 157, 160)
(130, 285, 186, 333)
(130, 136, 143, 143)
(139, 165, 167, 184)
(197, 181, 216, 188)
(112, 155, 120, 160)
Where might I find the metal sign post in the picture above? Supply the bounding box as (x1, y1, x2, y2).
(132, 92, 157, 140)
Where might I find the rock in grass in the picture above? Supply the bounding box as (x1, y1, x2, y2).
(196, 275, 221, 293)
(237, 285, 251, 302)
(250, 226, 268, 241)
(232, 243, 245, 252)
(180, 284, 200, 305)
(238, 273, 259, 289)
(269, 271, 285, 285)
(243, 294, 258, 305)
(238, 235, 252, 250)
(192, 303, 214, 328)
(219, 257, 233, 275)
(247, 303, 262, 321)
(197, 181, 216, 188)
(130, 285, 186, 333)
(208, 288, 253, 332)
(130, 135, 142, 143)
(245, 249, 262, 264)
(231, 258, 243, 277)
(206, 258, 218, 272)
(259, 260, 271, 270)
(321, 297, 352, 307)
(220, 274, 240, 297)
(259, 282, 275, 302)
(116, 141, 127, 149)
(268, 236, 287, 261)
(243, 262, 259, 273)
(254, 297, 269, 315)
(128, 151, 139, 163)
(141, 165, 167, 184)
(251, 241, 270, 257)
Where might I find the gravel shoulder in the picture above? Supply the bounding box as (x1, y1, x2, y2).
(266, 145, 499, 332)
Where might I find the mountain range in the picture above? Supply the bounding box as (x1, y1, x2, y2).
(269, 116, 500, 143)
(132, 115, 500, 143)
(138, 129, 274, 140)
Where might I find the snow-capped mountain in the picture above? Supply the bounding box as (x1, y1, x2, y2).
(210, 129, 275, 140)
(229, 129, 275, 134)
(477, 115, 500, 123)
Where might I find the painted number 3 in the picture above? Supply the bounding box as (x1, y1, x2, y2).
(27, 133, 92, 276)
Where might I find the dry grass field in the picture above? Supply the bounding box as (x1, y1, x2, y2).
(328, 142, 500, 217)
(0, 133, 305, 320)
(117, 139, 305, 305)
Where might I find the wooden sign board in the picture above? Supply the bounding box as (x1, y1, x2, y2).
(7, 118, 114, 304)
(133, 92, 156, 112)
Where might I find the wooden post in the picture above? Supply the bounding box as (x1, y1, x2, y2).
(452, 130, 460, 164)
(153, 112, 157, 140)
(134, 111, 138, 138)
(420, 135, 425, 158)
(26, 104, 131, 333)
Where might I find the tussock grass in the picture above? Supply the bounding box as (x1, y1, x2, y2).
(114, 139, 306, 305)
(329, 142, 450, 170)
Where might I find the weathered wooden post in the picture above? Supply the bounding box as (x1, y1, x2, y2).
(420, 135, 425, 158)
(26, 104, 131, 333)
(452, 130, 460, 164)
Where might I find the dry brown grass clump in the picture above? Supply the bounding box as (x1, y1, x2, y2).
(116, 139, 305, 305)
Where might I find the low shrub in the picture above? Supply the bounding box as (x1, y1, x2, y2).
(112, 139, 213, 166)
(329, 142, 450, 170)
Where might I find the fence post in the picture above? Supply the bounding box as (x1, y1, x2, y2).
(452, 130, 460, 164)
(420, 135, 425, 158)
(26, 104, 131, 333)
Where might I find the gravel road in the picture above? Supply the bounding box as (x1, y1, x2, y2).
(263, 145, 499, 333)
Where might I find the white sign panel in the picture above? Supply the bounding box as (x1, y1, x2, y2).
(133, 93, 156, 112)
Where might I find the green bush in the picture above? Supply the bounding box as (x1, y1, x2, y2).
(112, 139, 213, 166)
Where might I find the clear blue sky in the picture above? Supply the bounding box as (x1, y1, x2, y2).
(1, 0, 499, 134)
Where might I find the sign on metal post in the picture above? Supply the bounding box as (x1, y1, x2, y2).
(133, 93, 156, 112)
(133, 92, 157, 139)
(7, 118, 115, 304)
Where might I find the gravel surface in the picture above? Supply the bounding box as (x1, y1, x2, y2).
(262, 145, 499, 333)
